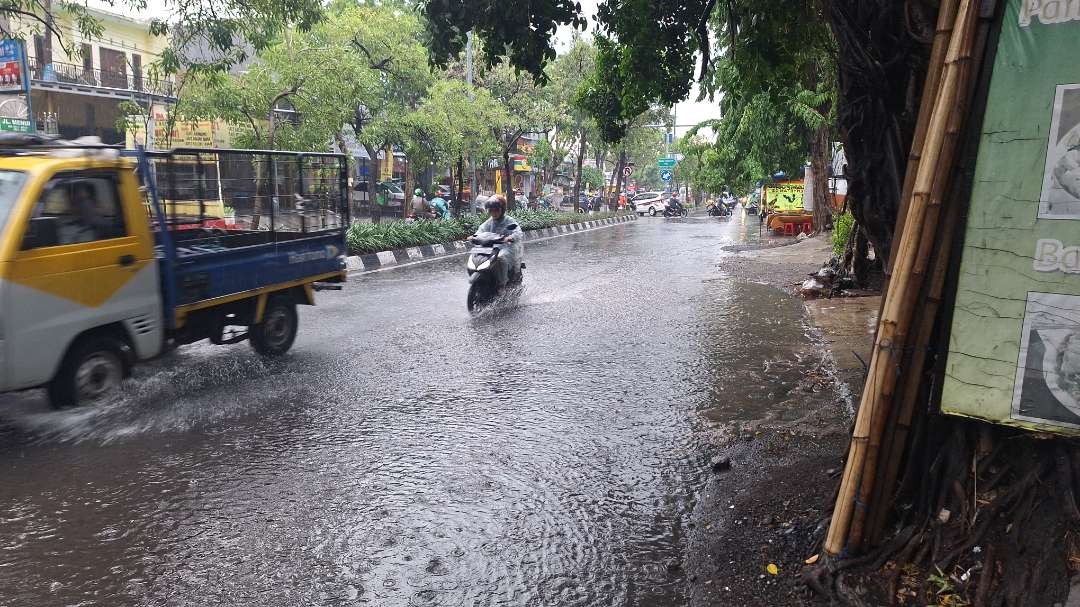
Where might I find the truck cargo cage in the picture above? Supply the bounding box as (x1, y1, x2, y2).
(144, 148, 349, 257)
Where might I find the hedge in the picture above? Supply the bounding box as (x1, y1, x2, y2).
(346, 210, 627, 255)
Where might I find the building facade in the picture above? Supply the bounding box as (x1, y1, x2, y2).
(3, 6, 173, 142)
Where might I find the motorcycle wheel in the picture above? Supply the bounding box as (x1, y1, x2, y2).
(467, 280, 497, 312)
(681, 209, 689, 217)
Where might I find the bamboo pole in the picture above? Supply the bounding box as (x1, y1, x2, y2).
(885, 0, 962, 282)
(825, 0, 979, 557)
(863, 0, 999, 547)
(859, 0, 960, 545)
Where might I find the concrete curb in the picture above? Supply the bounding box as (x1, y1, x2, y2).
(345, 214, 637, 273)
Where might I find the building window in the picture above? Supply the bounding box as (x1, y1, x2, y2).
(99, 47, 127, 89)
(80, 43, 94, 85)
(132, 53, 142, 91)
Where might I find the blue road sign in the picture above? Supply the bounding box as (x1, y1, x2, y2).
(660, 169, 673, 182)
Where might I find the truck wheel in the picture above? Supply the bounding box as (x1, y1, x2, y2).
(48, 337, 127, 409)
(250, 296, 298, 356)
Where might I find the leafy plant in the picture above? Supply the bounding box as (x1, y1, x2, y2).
(346, 211, 627, 255)
(832, 211, 854, 257)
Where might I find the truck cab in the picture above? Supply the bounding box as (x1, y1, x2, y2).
(0, 142, 348, 408)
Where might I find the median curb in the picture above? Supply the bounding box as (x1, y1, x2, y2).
(345, 214, 638, 273)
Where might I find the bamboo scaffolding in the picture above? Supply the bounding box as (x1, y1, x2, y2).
(825, 0, 980, 557)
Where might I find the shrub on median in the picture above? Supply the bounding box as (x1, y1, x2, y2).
(346, 210, 628, 255)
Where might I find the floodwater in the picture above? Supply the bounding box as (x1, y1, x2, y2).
(0, 211, 816, 606)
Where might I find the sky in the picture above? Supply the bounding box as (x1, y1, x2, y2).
(91, 0, 722, 138)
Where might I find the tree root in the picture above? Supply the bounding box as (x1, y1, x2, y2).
(806, 419, 1080, 606)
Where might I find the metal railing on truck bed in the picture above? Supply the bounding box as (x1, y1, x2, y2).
(134, 147, 350, 324)
(145, 148, 349, 255)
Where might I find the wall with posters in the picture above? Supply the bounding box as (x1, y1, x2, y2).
(940, 0, 1080, 433)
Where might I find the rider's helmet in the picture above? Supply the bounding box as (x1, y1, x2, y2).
(415, 188, 424, 196)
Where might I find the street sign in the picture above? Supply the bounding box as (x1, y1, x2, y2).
(658, 158, 677, 168)
(622, 165, 633, 177)
(660, 169, 673, 182)
(0, 117, 31, 132)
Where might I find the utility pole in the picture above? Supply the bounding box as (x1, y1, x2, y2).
(466, 31, 477, 212)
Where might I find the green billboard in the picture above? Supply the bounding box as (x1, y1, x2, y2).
(940, 0, 1080, 433)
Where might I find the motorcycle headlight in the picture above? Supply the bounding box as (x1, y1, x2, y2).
(467, 256, 477, 271)
(476, 258, 493, 271)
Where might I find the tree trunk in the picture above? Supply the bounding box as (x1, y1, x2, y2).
(502, 148, 515, 210)
(456, 155, 465, 217)
(361, 144, 380, 224)
(606, 159, 618, 206)
(810, 124, 833, 233)
(403, 156, 412, 219)
(573, 127, 586, 213)
(612, 148, 627, 211)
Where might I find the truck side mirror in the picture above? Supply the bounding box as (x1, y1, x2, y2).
(21, 216, 60, 250)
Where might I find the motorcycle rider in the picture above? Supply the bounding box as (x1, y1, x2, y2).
(430, 191, 451, 220)
(666, 193, 683, 214)
(472, 195, 523, 287)
(411, 188, 432, 218)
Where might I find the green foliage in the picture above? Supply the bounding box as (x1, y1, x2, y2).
(346, 211, 627, 255)
(419, 0, 585, 82)
(183, 2, 436, 152)
(832, 212, 854, 257)
(580, 166, 604, 191)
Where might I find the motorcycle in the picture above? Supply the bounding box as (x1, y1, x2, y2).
(706, 202, 731, 217)
(662, 204, 689, 218)
(466, 231, 524, 312)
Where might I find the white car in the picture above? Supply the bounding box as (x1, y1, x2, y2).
(633, 191, 666, 216)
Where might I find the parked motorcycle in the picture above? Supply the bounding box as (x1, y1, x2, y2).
(466, 231, 524, 312)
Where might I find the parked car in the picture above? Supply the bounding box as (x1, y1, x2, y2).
(353, 180, 405, 208)
(435, 184, 454, 200)
(633, 191, 666, 216)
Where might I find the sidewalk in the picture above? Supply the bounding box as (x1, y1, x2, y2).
(687, 235, 877, 606)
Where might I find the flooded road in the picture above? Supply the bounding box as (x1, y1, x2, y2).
(0, 212, 816, 606)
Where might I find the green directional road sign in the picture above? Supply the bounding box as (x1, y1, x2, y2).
(657, 157, 677, 168)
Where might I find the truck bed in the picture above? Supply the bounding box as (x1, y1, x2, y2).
(165, 229, 346, 307)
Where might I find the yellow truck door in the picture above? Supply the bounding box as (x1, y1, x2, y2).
(3, 167, 161, 391)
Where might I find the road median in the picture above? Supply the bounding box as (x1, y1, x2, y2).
(345, 213, 637, 273)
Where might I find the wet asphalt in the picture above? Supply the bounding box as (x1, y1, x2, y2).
(0, 211, 814, 606)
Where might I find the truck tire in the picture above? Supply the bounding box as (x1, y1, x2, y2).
(250, 296, 298, 356)
(48, 336, 127, 409)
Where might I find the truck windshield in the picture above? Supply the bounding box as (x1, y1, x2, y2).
(0, 170, 27, 231)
